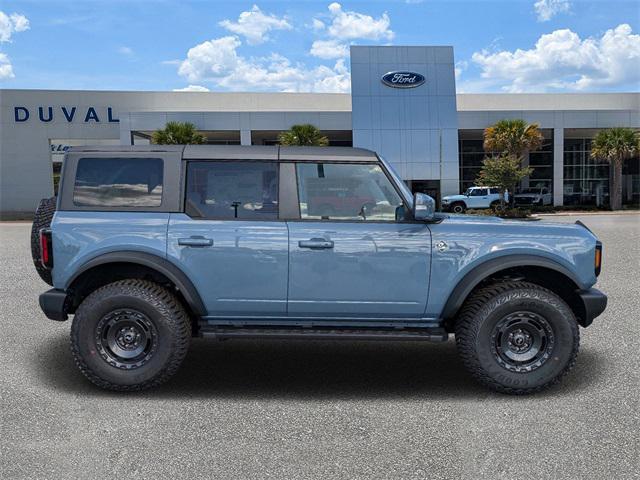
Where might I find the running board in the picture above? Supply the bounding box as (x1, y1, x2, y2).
(199, 327, 449, 342)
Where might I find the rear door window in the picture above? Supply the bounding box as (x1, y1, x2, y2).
(185, 161, 279, 220)
(73, 157, 163, 207)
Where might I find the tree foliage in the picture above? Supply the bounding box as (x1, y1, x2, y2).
(479, 119, 544, 208)
(476, 155, 533, 208)
(152, 121, 205, 145)
(278, 124, 329, 146)
(483, 119, 544, 157)
(590, 127, 640, 210)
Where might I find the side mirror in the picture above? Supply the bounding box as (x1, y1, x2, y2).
(413, 193, 436, 221)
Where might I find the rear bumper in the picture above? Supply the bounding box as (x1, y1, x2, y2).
(577, 288, 607, 327)
(39, 289, 68, 321)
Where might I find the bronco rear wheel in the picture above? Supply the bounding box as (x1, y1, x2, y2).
(455, 281, 579, 395)
(71, 279, 191, 391)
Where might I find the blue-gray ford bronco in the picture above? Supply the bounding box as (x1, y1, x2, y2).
(33, 145, 607, 394)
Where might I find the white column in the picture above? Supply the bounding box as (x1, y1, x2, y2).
(553, 128, 564, 206)
(240, 129, 251, 146)
(119, 115, 133, 145)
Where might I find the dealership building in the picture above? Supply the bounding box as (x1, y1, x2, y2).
(1, 45, 638, 217)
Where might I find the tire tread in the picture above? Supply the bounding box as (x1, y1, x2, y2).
(70, 279, 191, 392)
(455, 280, 580, 395)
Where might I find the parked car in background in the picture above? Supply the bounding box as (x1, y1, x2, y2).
(515, 187, 553, 206)
(441, 186, 507, 213)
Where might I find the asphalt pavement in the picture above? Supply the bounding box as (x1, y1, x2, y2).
(1, 214, 638, 479)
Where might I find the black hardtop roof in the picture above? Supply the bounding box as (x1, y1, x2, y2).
(68, 145, 379, 162)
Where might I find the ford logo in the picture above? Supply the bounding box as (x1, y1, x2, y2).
(381, 71, 425, 89)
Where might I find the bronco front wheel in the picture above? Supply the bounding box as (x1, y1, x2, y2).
(71, 279, 191, 391)
(454, 281, 579, 395)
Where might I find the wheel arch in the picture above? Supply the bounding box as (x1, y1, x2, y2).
(66, 251, 207, 317)
(441, 255, 589, 329)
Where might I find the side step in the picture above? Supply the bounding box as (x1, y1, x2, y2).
(199, 327, 449, 342)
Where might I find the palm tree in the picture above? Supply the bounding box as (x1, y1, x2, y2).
(482, 119, 544, 206)
(590, 127, 640, 210)
(483, 119, 544, 158)
(152, 121, 205, 145)
(278, 124, 329, 146)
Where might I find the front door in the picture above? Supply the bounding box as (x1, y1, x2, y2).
(167, 160, 288, 317)
(466, 188, 489, 208)
(287, 162, 432, 319)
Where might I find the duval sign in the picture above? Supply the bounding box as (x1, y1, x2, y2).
(14, 106, 119, 123)
(381, 71, 425, 88)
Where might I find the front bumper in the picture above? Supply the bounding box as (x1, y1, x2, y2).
(39, 289, 68, 321)
(577, 288, 607, 327)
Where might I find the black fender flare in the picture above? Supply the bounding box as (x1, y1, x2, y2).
(440, 254, 583, 321)
(66, 251, 207, 316)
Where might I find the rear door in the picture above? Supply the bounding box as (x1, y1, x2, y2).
(285, 161, 432, 319)
(167, 159, 289, 317)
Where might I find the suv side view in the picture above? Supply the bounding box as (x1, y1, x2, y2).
(34, 146, 607, 394)
(441, 186, 507, 213)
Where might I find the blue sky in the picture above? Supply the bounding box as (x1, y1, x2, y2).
(0, 0, 638, 93)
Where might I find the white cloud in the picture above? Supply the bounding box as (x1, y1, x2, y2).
(177, 35, 350, 92)
(173, 85, 210, 92)
(471, 24, 640, 92)
(0, 52, 14, 79)
(178, 36, 242, 82)
(219, 5, 291, 45)
(0, 11, 29, 43)
(534, 0, 570, 22)
(454, 60, 468, 80)
(308, 3, 393, 59)
(324, 2, 393, 41)
(311, 18, 325, 31)
(310, 39, 349, 59)
(118, 46, 134, 56)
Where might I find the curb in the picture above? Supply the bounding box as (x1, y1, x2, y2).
(535, 211, 640, 217)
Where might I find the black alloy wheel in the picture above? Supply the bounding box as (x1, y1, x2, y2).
(95, 309, 158, 370)
(491, 311, 554, 373)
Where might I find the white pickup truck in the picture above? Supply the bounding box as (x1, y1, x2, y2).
(441, 186, 507, 213)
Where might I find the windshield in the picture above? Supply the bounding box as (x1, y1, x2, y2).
(378, 155, 413, 206)
(465, 188, 485, 196)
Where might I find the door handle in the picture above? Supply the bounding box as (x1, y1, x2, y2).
(298, 238, 334, 249)
(178, 236, 213, 247)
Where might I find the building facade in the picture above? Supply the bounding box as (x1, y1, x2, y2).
(1, 46, 638, 216)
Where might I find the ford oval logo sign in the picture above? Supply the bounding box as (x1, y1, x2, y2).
(381, 71, 425, 89)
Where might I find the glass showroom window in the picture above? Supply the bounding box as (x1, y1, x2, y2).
(528, 135, 553, 194)
(563, 138, 610, 206)
(461, 132, 554, 198)
(458, 138, 485, 193)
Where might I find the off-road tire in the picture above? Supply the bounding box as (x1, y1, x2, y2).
(455, 281, 579, 395)
(71, 279, 191, 391)
(30, 196, 57, 285)
(451, 202, 466, 214)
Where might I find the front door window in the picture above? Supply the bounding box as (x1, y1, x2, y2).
(296, 163, 404, 221)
